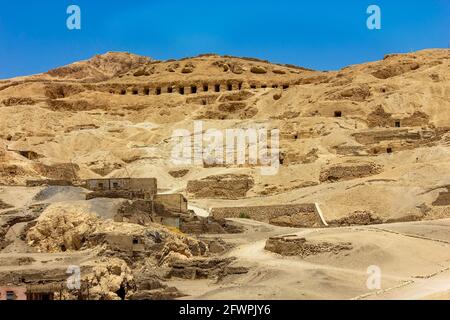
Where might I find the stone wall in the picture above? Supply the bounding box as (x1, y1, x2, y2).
(154, 194, 188, 213)
(319, 162, 382, 183)
(211, 203, 323, 227)
(352, 129, 423, 145)
(85, 178, 157, 195)
(85, 190, 149, 200)
(26, 180, 73, 187)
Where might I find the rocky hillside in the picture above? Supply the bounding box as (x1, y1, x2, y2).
(0, 49, 449, 223)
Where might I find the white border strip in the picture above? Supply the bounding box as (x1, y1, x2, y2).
(315, 202, 328, 227)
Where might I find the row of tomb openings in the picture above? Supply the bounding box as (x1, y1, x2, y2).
(110, 83, 291, 96)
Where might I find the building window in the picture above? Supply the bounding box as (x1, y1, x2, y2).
(98, 183, 104, 189)
(387, 148, 393, 154)
(334, 111, 342, 118)
(6, 291, 16, 300)
(113, 182, 119, 189)
(395, 121, 401, 128)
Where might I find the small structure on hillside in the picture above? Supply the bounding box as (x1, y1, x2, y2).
(0, 286, 27, 300)
(85, 178, 157, 195)
(0, 282, 90, 300)
(153, 194, 188, 213)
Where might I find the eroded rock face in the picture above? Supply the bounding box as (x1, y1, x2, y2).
(371, 60, 420, 79)
(46, 52, 153, 81)
(187, 174, 254, 199)
(26, 203, 99, 252)
(367, 105, 430, 128)
(251, 66, 267, 74)
(82, 258, 135, 300)
(326, 84, 371, 102)
(265, 235, 352, 257)
(2, 97, 38, 106)
(0, 199, 13, 210)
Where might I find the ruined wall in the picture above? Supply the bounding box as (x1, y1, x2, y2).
(211, 203, 322, 227)
(26, 180, 73, 187)
(432, 187, 450, 206)
(129, 178, 157, 194)
(33, 163, 79, 182)
(187, 174, 254, 199)
(265, 235, 352, 257)
(319, 162, 382, 183)
(85, 178, 157, 194)
(154, 194, 188, 213)
(85, 190, 149, 200)
(352, 129, 423, 145)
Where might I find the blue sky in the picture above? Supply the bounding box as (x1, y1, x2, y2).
(0, 0, 448, 79)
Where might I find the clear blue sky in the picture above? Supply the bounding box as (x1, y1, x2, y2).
(0, 0, 448, 79)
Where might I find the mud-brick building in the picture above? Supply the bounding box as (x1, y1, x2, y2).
(0, 283, 69, 300)
(85, 178, 157, 195)
(0, 286, 27, 300)
(153, 194, 188, 213)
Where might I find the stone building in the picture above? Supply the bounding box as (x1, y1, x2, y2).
(153, 194, 188, 213)
(85, 178, 157, 195)
(0, 286, 27, 300)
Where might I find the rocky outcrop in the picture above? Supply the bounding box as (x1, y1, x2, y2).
(371, 60, 420, 79)
(0, 200, 13, 210)
(46, 52, 153, 81)
(82, 258, 135, 300)
(250, 66, 267, 74)
(26, 204, 99, 252)
(187, 174, 254, 199)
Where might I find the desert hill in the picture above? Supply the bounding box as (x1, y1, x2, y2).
(0, 49, 449, 223)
